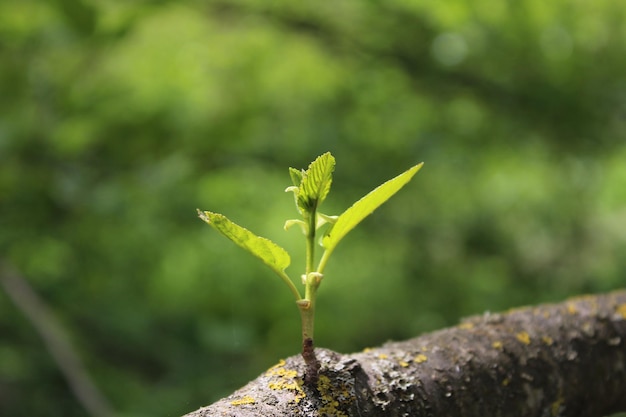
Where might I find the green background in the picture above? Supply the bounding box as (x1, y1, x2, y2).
(1, 1, 625, 416)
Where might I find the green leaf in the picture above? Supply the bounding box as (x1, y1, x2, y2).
(316, 212, 338, 230)
(284, 218, 307, 234)
(322, 162, 423, 253)
(197, 210, 291, 274)
(289, 167, 303, 187)
(298, 152, 335, 211)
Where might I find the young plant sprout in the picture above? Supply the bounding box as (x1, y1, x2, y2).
(197, 152, 422, 385)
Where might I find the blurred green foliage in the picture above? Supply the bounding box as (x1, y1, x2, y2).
(1, 0, 625, 416)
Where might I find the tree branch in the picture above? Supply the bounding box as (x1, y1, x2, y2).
(0, 261, 116, 417)
(182, 289, 626, 417)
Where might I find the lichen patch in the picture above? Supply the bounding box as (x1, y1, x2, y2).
(230, 395, 256, 406)
(567, 303, 577, 315)
(550, 395, 564, 416)
(266, 359, 298, 379)
(265, 359, 305, 403)
(316, 373, 356, 417)
(516, 331, 531, 345)
(414, 354, 428, 364)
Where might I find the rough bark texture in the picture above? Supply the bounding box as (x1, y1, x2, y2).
(183, 290, 626, 417)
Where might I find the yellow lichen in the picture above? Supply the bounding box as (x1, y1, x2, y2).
(542, 336, 554, 346)
(268, 380, 300, 391)
(230, 395, 255, 406)
(293, 389, 306, 403)
(458, 322, 474, 330)
(265, 360, 298, 379)
(378, 353, 388, 360)
(551, 395, 564, 416)
(502, 378, 510, 386)
(616, 303, 626, 319)
(567, 303, 577, 315)
(398, 360, 410, 368)
(316, 374, 349, 417)
(492, 341, 503, 349)
(266, 359, 286, 373)
(265, 359, 305, 403)
(362, 347, 372, 353)
(516, 331, 531, 345)
(414, 354, 428, 364)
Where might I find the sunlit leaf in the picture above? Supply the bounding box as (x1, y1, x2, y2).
(316, 212, 338, 230)
(289, 167, 303, 187)
(197, 210, 290, 274)
(284, 218, 307, 234)
(322, 162, 423, 253)
(298, 152, 335, 211)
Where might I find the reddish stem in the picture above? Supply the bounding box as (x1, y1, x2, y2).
(302, 337, 320, 386)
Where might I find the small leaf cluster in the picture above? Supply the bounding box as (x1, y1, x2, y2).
(198, 152, 422, 345)
(198, 152, 422, 303)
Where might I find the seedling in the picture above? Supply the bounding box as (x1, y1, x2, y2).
(197, 152, 422, 385)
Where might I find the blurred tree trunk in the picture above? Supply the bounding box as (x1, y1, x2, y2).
(183, 290, 626, 417)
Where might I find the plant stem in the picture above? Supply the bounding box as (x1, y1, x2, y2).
(305, 212, 316, 275)
(300, 208, 321, 386)
(301, 337, 319, 386)
(297, 298, 315, 341)
(301, 209, 318, 339)
(297, 294, 319, 387)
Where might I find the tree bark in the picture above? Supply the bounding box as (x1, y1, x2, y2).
(183, 290, 626, 417)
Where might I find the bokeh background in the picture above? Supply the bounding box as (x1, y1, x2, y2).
(1, 0, 626, 416)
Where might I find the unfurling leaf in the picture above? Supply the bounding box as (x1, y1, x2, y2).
(316, 213, 338, 230)
(297, 152, 335, 211)
(289, 167, 304, 187)
(322, 162, 423, 253)
(197, 210, 290, 275)
(284, 219, 307, 234)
